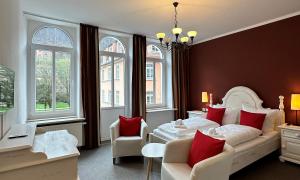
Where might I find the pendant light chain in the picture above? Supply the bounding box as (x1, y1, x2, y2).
(174, 5, 178, 28)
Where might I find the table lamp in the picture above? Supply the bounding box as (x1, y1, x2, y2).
(291, 94, 300, 125)
(202, 92, 208, 112)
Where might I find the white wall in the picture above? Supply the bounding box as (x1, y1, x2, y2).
(0, 0, 27, 138)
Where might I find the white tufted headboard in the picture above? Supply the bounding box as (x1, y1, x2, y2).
(221, 86, 263, 109)
(219, 86, 285, 130)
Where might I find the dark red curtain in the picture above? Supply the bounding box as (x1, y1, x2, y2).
(132, 34, 147, 119)
(80, 24, 100, 149)
(172, 44, 190, 120)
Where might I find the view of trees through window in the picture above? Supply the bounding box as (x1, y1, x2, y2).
(32, 27, 73, 113)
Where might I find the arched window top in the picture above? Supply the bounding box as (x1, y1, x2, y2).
(147, 44, 163, 59)
(32, 27, 73, 48)
(100, 36, 125, 54)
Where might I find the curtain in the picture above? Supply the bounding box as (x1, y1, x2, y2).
(131, 34, 147, 119)
(172, 44, 190, 120)
(80, 24, 100, 149)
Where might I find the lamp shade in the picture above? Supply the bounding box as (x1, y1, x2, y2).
(180, 36, 189, 43)
(172, 27, 182, 35)
(291, 94, 300, 110)
(156, 33, 165, 39)
(187, 31, 197, 38)
(202, 92, 208, 103)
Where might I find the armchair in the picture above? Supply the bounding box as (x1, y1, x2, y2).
(161, 138, 234, 180)
(110, 119, 148, 164)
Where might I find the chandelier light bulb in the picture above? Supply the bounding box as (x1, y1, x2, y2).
(180, 36, 189, 43)
(187, 31, 197, 38)
(172, 27, 182, 35)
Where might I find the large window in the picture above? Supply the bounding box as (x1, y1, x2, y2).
(100, 36, 126, 108)
(146, 44, 165, 107)
(29, 26, 75, 118)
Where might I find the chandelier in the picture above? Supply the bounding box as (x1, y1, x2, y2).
(156, 1, 197, 50)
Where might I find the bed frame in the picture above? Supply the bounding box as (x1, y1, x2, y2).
(149, 86, 285, 173)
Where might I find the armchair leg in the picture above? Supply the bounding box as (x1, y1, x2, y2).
(113, 158, 116, 165)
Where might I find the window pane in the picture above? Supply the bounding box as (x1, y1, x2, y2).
(146, 63, 154, 80)
(35, 50, 53, 112)
(55, 52, 71, 111)
(147, 45, 163, 59)
(146, 62, 154, 105)
(100, 56, 112, 107)
(100, 37, 125, 53)
(32, 27, 73, 48)
(155, 62, 163, 104)
(114, 57, 124, 106)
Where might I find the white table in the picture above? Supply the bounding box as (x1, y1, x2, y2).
(142, 143, 166, 180)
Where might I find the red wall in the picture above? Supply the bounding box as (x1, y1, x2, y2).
(189, 15, 300, 124)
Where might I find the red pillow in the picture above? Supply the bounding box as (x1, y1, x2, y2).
(206, 106, 226, 125)
(188, 130, 225, 167)
(240, 110, 266, 130)
(119, 116, 142, 136)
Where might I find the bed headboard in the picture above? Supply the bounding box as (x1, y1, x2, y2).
(221, 86, 263, 109)
(220, 86, 285, 130)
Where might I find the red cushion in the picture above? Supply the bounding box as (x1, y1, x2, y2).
(206, 106, 226, 125)
(187, 130, 225, 167)
(119, 116, 142, 136)
(240, 110, 266, 130)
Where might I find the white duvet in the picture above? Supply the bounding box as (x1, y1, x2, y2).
(158, 117, 220, 137)
(204, 124, 262, 147)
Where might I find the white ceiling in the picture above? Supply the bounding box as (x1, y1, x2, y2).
(23, 0, 300, 42)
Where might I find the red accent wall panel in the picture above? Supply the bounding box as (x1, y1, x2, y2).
(189, 15, 300, 124)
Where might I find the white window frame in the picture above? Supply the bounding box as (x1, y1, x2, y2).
(27, 24, 77, 120)
(146, 43, 167, 109)
(99, 36, 127, 109)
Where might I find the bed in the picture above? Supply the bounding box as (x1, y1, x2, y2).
(149, 86, 285, 174)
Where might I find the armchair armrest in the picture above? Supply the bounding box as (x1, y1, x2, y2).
(190, 144, 234, 180)
(110, 120, 120, 142)
(140, 120, 148, 144)
(163, 138, 193, 163)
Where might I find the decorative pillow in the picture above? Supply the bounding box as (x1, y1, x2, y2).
(188, 130, 225, 167)
(240, 110, 266, 130)
(242, 104, 279, 133)
(206, 106, 226, 125)
(119, 116, 142, 136)
(222, 108, 240, 125)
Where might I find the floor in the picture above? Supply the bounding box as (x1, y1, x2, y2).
(79, 143, 300, 180)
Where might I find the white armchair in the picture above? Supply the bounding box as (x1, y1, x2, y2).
(161, 138, 234, 180)
(110, 119, 148, 164)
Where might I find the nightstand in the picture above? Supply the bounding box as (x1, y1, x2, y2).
(278, 124, 300, 164)
(187, 110, 207, 118)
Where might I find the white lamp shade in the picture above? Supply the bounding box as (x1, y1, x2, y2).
(187, 31, 197, 38)
(291, 94, 300, 110)
(172, 27, 182, 35)
(180, 36, 189, 43)
(202, 92, 208, 103)
(156, 33, 166, 39)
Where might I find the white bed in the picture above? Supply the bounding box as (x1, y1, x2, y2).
(149, 86, 285, 174)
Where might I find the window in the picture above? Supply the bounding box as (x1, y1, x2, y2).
(100, 36, 126, 108)
(146, 44, 165, 107)
(29, 26, 76, 118)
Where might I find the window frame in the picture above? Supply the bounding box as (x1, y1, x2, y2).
(146, 43, 167, 109)
(28, 24, 77, 120)
(99, 35, 127, 109)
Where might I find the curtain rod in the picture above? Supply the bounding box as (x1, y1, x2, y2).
(23, 11, 140, 37)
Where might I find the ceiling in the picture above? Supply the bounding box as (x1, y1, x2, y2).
(23, 0, 300, 43)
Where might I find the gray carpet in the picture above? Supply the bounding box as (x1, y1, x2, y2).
(79, 143, 300, 180)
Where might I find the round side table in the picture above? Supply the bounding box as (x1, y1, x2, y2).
(142, 143, 166, 180)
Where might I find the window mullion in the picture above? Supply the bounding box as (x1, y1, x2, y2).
(111, 56, 114, 107)
(52, 50, 56, 112)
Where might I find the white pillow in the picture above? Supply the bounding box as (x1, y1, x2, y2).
(212, 104, 240, 125)
(242, 104, 279, 133)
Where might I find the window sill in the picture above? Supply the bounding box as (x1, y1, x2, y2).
(28, 116, 85, 127)
(146, 108, 177, 113)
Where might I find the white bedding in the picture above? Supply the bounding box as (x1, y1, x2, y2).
(158, 117, 220, 137)
(204, 124, 262, 147)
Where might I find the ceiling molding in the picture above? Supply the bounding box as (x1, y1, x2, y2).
(193, 11, 300, 45)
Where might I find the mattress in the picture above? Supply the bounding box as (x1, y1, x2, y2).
(231, 131, 280, 174)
